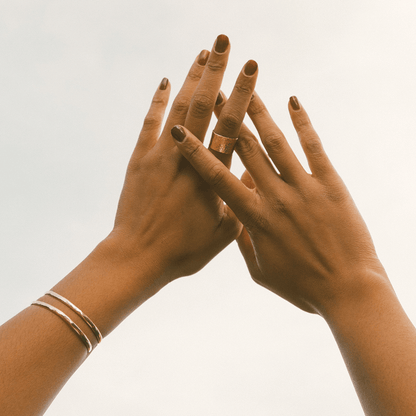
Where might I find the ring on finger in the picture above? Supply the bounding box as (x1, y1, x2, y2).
(209, 131, 238, 154)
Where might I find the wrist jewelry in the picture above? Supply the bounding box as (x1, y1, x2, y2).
(45, 291, 102, 344)
(31, 300, 93, 353)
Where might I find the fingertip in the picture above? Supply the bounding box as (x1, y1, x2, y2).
(289, 96, 301, 111)
(171, 125, 186, 142)
(214, 34, 230, 54)
(288, 96, 312, 131)
(214, 91, 228, 119)
(215, 91, 225, 107)
(158, 77, 169, 91)
(197, 50, 210, 66)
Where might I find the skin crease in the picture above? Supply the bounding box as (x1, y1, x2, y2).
(0, 35, 259, 416)
(174, 93, 416, 415)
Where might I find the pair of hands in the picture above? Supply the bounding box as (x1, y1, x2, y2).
(109, 35, 388, 318)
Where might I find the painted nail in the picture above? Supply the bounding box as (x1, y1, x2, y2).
(215, 34, 229, 53)
(215, 92, 224, 106)
(290, 96, 300, 111)
(198, 50, 210, 66)
(159, 77, 168, 90)
(243, 60, 258, 76)
(250, 94, 255, 101)
(171, 125, 186, 142)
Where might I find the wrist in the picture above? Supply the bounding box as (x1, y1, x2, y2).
(50, 235, 169, 338)
(320, 267, 395, 326)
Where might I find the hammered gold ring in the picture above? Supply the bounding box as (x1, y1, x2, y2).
(208, 132, 238, 154)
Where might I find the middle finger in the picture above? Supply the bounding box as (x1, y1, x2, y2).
(183, 34, 231, 142)
(211, 59, 258, 167)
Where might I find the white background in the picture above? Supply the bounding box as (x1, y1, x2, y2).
(1, 1, 416, 415)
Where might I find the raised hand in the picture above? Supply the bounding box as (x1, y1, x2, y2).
(173, 93, 388, 314)
(108, 36, 258, 287)
(173, 93, 416, 416)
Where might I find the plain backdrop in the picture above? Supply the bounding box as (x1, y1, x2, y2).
(1, 1, 416, 415)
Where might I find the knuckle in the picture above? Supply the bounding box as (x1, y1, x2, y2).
(263, 132, 286, 155)
(244, 204, 269, 230)
(171, 97, 190, 118)
(220, 111, 241, 132)
(142, 116, 161, 130)
(323, 183, 349, 203)
(303, 135, 323, 155)
(189, 93, 214, 119)
(249, 100, 268, 116)
(187, 68, 203, 82)
(151, 97, 166, 106)
(238, 136, 261, 159)
(187, 141, 203, 160)
(206, 60, 226, 73)
(234, 81, 252, 96)
(208, 163, 226, 187)
(294, 115, 312, 133)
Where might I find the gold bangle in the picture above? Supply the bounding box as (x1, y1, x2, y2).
(31, 301, 93, 354)
(45, 291, 102, 344)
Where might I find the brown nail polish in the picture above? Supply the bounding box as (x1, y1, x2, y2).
(215, 34, 229, 53)
(171, 125, 186, 142)
(159, 77, 168, 90)
(243, 60, 258, 76)
(290, 96, 300, 111)
(198, 50, 210, 66)
(215, 92, 224, 106)
(250, 94, 255, 101)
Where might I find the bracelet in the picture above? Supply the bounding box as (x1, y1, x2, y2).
(45, 291, 102, 344)
(31, 301, 93, 353)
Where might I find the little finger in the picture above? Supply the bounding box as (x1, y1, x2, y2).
(288, 96, 335, 178)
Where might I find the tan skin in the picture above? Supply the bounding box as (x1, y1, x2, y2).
(0, 35, 259, 415)
(174, 93, 416, 415)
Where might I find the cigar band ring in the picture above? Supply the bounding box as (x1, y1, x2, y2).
(208, 132, 238, 154)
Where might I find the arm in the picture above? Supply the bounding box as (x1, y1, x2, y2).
(173, 94, 416, 415)
(0, 34, 258, 416)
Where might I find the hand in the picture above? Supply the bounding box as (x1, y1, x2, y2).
(106, 35, 258, 289)
(173, 93, 389, 316)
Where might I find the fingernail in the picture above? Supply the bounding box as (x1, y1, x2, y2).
(290, 96, 300, 111)
(215, 34, 229, 53)
(215, 92, 224, 106)
(243, 60, 258, 76)
(159, 77, 168, 90)
(198, 50, 210, 66)
(171, 125, 186, 142)
(250, 93, 255, 101)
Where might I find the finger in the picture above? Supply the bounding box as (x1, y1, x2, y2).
(210, 59, 258, 167)
(184, 34, 230, 141)
(288, 96, 335, 177)
(157, 48, 211, 148)
(171, 125, 255, 225)
(215, 93, 280, 191)
(248, 92, 306, 183)
(135, 78, 171, 158)
(240, 170, 255, 189)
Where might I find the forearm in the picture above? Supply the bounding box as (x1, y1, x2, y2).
(0, 237, 166, 416)
(324, 275, 416, 416)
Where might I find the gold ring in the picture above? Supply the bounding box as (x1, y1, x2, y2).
(208, 132, 238, 154)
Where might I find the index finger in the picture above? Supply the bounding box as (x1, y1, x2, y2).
(171, 125, 255, 225)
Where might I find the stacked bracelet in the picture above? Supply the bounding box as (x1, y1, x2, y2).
(45, 291, 102, 344)
(31, 292, 102, 354)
